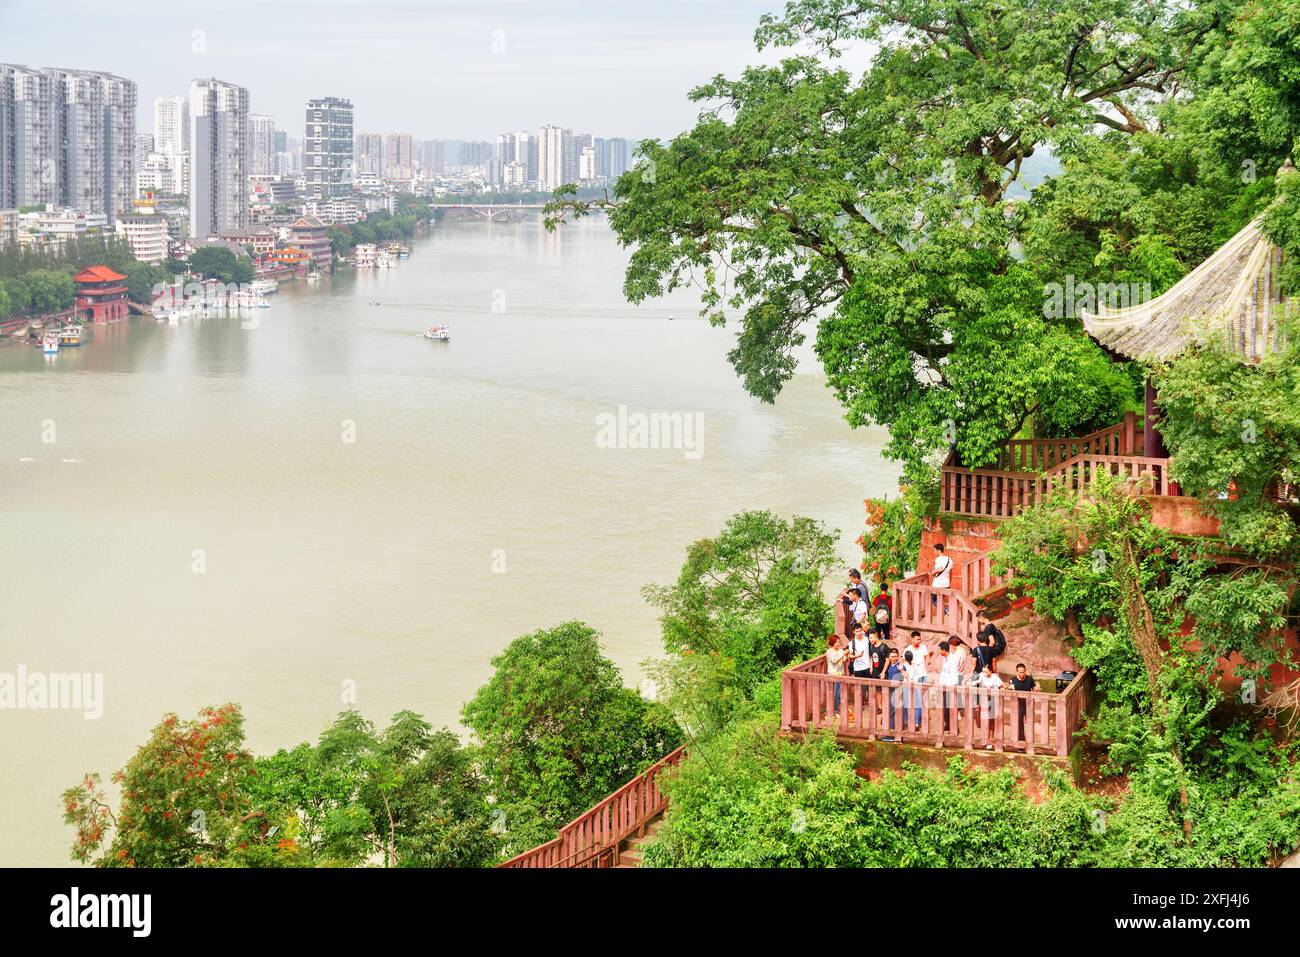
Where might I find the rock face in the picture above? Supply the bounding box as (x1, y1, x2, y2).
(983, 591, 1082, 680)
(918, 516, 1001, 594)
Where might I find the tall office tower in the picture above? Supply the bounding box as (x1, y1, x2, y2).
(569, 132, 591, 185)
(188, 77, 249, 238)
(429, 140, 446, 175)
(154, 95, 190, 193)
(0, 65, 136, 222)
(304, 97, 353, 199)
(249, 114, 276, 176)
(384, 132, 413, 178)
(355, 132, 384, 176)
(537, 125, 574, 191)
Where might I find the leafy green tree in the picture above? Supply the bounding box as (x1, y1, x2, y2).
(644, 510, 836, 682)
(461, 621, 682, 856)
(187, 246, 244, 284)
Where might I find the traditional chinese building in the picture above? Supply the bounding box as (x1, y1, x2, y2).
(73, 265, 130, 324)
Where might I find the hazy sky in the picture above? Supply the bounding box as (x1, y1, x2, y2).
(1, 0, 835, 141)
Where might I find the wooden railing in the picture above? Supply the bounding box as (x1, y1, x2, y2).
(780, 658, 1091, 756)
(942, 450, 1172, 519)
(498, 745, 686, 868)
(892, 572, 980, 644)
(959, 552, 1008, 597)
(996, 414, 1140, 472)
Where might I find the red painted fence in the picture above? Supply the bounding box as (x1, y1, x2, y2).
(497, 745, 686, 868)
(781, 656, 1091, 756)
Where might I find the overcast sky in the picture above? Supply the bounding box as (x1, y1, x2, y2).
(1, 0, 840, 142)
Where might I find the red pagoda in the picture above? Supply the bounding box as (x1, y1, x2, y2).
(74, 265, 129, 324)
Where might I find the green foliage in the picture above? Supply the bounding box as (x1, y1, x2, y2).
(187, 246, 252, 285)
(642, 510, 836, 696)
(460, 621, 682, 856)
(644, 717, 1102, 867)
(857, 487, 929, 585)
(64, 705, 499, 868)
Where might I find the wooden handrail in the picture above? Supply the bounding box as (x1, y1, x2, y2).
(780, 658, 1091, 757)
(497, 744, 686, 868)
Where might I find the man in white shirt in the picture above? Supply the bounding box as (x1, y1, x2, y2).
(937, 639, 960, 732)
(903, 630, 929, 728)
(931, 543, 954, 618)
(974, 666, 1004, 748)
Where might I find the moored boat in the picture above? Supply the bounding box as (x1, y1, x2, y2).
(58, 324, 84, 346)
(42, 334, 60, 355)
(424, 325, 450, 341)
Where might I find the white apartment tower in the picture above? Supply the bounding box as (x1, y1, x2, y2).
(305, 97, 353, 200)
(250, 114, 277, 177)
(537, 125, 573, 191)
(153, 94, 190, 194)
(0, 64, 136, 223)
(188, 78, 249, 238)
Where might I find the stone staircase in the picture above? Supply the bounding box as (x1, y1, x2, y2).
(615, 815, 665, 868)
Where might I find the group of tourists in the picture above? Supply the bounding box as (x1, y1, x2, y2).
(827, 567, 1037, 744)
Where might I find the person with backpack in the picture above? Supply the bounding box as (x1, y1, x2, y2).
(838, 569, 870, 644)
(976, 610, 1007, 668)
(872, 581, 893, 643)
(930, 544, 954, 617)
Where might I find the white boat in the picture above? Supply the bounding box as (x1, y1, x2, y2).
(424, 325, 450, 341)
(307, 273, 321, 283)
(42, 334, 60, 355)
(58, 324, 84, 346)
(249, 279, 279, 295)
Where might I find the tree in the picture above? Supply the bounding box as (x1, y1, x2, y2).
(61, 704, 298, 867)
(643, 511, 836, 693)
(461, 621, 682, 855)
(187, 246, 245, 284)
(549, 0, 1219, 478)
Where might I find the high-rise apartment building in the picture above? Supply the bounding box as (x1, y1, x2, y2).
(188, 77, 249, 238)
(355, 132, 384, 176)
(153, 94, 190, 194)
(385, 132, 413, 179)
(250, 114, 276, 177)
(305, 97, 352, 200)
(0, 64, 136, 223)
(537, 125, 574, 191)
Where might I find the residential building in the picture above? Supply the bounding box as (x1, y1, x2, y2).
(188, 77, 249, 238)
(537, 125, 573, 191)
(385, 132, 414, 179)
(579, 145, 597, 183)
(136, 153, 176, 195)
(153, 94, 190, 194)
(356, 132, 384, 176)
(0, 208, 17, 246)
(305, 97, 353, 200)
(250, 114, 276, 177)
(0, 64, 136, 223)
(115, 201, 169, 264)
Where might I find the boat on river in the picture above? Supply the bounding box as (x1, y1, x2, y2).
(424, 325, 450, 341)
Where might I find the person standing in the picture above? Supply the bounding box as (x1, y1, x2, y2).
(974, 665, 1004, 748)
(872, 581, 893, 643)
(883, 649, 905, 740)
(839, 569, 870, 642)
(976, 610, 1007, 670)
(868, 631, 892, 680)
(847, 626, 873, 721)
(904, 631, 929, 726)
(930, 543, 954, 618)
(1010, 663, 1036, 743)
(937, 640, 960, 732)
(826, 635, 848, 719)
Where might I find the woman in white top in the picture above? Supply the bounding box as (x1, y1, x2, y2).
(826, 635, 848, 717)
(931, 543, 954, 617)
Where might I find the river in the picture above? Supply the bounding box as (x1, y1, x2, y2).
(0, 216, 899, 865)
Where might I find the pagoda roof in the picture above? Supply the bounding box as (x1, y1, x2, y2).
(1081, 217, 1289, 364)
(74, 265, 127, 283)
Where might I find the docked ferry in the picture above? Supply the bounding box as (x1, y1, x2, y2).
(42, 334, 60, 355)
(58, 324, 84, 346)
(424, 325, 450, 341)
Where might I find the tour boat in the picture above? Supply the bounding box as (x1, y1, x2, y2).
(58, 324, 83, 346)
(249, 279, 279, 295)
(42, 334, 60, 355)
(424, 325, 450, 341)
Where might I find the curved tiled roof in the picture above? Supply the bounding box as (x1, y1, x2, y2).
(1081, 217, 1289, 365)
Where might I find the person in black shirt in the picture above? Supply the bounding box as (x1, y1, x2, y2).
(1009, 663, 1035, 742)
(976, 610, 1007, 666)
(974, 633, 997, 674)
(839, 569, 870, 643)
(868, 635, 892, 679)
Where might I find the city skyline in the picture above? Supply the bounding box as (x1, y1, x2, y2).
(0, 0, 806, 140)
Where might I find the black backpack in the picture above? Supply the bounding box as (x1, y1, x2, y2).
(988, 625, 1007, 658)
